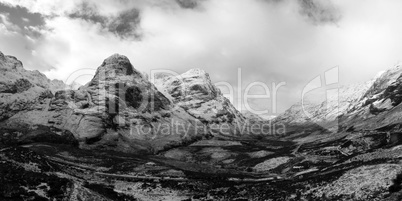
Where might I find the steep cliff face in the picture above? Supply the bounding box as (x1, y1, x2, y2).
(154, 68, 247, 135)
(1, 52, 205, 153)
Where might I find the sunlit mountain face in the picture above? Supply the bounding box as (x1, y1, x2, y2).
(2, 1, 402, 200)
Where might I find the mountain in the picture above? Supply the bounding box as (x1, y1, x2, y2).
(0, 51, 67, 122)
(273, 64, 402, 134)
(274, 83, 370, 129)
(154, 68, 247, 135)
(0, 52, 206, 153)
(339, 64, 402, 131)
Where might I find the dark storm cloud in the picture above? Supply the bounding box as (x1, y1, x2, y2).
(69, 2, 141, 39)
(258, 0, 283, 4)
(3, 0, 402, 115)
(68, 2, 107, 25)
(297, 0, 341, 25)
(0, 2, 45, 37)
(109, 8, 141, 39)
(175, 0, 204, 9)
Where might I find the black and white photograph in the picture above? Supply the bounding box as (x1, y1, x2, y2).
(1, 0, 402, 200)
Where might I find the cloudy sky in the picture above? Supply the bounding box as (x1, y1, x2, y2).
(1, 0, 402, 115)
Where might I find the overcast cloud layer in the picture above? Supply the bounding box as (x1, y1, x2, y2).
(1, 0, 402, 115)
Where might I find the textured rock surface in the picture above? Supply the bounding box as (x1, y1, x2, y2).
(154, 68, 247, 135)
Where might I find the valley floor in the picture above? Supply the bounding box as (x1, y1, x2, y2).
(2, 127, 402, 200)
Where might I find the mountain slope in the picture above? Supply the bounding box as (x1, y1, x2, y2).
(274, 83, 370, 127)
(340, 64, 402, 130)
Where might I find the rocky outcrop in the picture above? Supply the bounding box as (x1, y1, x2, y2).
(154, 68, 247, 135)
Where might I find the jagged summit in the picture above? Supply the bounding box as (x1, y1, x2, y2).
(181, 68, 215, 90)
(103, 53, 130, 64)
(154, 68, 220, 102)
(101, 53, 134, 75)
(88, 53, 143, 86)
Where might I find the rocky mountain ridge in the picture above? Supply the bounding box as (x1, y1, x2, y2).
(0, 51, 250, 153)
